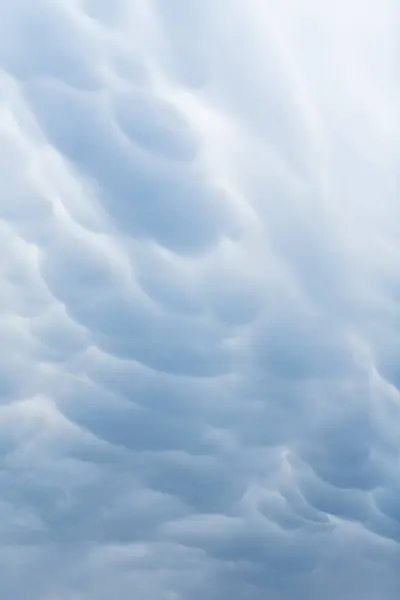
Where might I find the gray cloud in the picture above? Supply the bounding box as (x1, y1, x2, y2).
(0, 0, 399, 598)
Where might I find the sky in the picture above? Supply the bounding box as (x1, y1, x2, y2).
(0, 1, 399, 598)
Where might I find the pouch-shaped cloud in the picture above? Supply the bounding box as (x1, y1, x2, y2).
(0, 1, 399, 599)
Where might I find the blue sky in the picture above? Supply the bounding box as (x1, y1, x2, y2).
(0, 1, 398, 598)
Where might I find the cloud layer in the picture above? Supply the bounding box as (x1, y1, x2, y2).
(0, 1, 399, 598)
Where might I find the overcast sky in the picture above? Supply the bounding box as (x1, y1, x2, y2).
(0, 1, 399, 598)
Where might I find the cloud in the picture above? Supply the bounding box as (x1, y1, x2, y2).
(0, 0, 399, 598)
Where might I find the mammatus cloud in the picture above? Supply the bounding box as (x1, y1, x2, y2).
(0, 0, 399, 598)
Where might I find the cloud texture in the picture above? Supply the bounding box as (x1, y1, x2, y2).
(0, 0, 399, 598)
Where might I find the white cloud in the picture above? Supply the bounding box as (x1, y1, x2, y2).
(0, 0, 399, 598)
